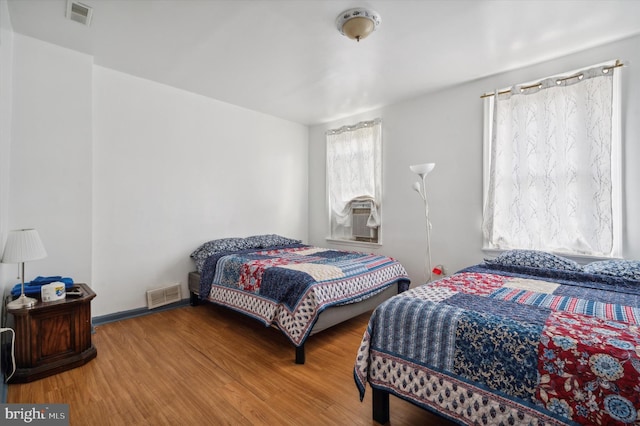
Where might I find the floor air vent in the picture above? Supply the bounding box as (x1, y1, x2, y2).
(146, 284, 182, 309)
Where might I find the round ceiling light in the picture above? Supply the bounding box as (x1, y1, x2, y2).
(336, 8, 381, 42)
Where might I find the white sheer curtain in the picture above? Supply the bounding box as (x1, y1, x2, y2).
(483, 62, 620, 256)
(326, 119, 382, 240)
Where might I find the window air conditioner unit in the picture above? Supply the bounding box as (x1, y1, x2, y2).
(351, 201, 378, 242)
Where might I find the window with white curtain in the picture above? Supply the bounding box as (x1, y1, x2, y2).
(326, 119, 382, 244)
(482, 61, 622, 258)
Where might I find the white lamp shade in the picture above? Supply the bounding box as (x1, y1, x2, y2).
(1, 229, 47, 263)
(410, 163, 436, 176)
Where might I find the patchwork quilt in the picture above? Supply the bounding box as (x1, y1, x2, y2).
(354, 264, 640, 425)
(200, 245, 409, 346)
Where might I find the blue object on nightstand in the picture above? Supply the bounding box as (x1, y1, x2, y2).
(10, 276, 74, 297)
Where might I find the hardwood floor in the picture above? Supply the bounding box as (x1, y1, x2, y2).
(7, 303, 454, 425)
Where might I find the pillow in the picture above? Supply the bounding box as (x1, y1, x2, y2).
(486, 249, 581, 271)
(583, 259, 640, 280)
(244, 234, 302, 249)
(190, 237, 251, 260)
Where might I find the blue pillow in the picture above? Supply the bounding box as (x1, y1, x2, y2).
(486, 249, 581, 271)
(190, 237, 251, 260)
(583, 259, 640, 280)
(244, 234, 302, 249)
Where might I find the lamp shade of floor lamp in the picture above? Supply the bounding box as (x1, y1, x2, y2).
(2, 229, 47, 309)
(410, 163, 435, 282)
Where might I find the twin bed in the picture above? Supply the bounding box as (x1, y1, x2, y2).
(188, 234, 410, 364)
(354, 250, 640, 425)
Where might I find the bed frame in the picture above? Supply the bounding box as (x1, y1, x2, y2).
(372, 388, 391, 424)
(188, 271, 400, 364)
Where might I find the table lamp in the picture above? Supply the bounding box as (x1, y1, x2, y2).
(2, 229, 47, 309)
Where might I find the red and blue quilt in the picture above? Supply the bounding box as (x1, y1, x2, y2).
(199, 245, 409, 347)
(354, 264, 640, 425)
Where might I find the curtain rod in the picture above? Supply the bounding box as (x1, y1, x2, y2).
(326, 118, 381, 135)
(479, 60, 624, 99)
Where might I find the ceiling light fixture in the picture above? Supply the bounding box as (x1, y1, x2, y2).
(336, 8, 381, 42)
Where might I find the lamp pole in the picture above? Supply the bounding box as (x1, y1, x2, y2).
(410, 163, 435, 283)
(421, 178, 432, 283)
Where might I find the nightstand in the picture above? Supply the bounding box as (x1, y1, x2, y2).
(5, 283, 97, 383)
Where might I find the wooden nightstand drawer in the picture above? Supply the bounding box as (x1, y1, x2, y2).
(6, 283, 97, 383)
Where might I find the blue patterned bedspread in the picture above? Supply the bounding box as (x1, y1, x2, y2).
(200, 245, 410, 346)
(354, 264, 640, 425)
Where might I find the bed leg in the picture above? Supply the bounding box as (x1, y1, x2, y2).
(295, 345, 305, 364)
(189, 292, 200, 306)
(372, 387, 390, 424)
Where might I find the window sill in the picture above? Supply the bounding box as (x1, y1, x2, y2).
(326, 238, 382, 250)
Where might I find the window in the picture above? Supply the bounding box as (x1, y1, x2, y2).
(482, 61, 622, 258)
(326, 119, 382, 244)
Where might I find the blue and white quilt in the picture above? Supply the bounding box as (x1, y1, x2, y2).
(355, 263, 640, 425)
(200, 245, 410, 347)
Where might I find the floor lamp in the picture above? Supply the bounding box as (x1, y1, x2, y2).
(410, 163, 435, 283)
(2, 229, 47, 309)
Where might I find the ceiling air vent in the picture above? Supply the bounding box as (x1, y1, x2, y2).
(66, 1, 93, 26)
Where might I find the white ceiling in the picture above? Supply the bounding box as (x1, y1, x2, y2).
(6, 0, 640, 125)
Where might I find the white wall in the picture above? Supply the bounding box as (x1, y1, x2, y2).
(4, 35, 308, 317)
(0, 0, 13, 318)
(308, 34, 640, 286)
(7, 34, 93, 288)
(0, 0, 11, 241)
(91, 67, 308, 316)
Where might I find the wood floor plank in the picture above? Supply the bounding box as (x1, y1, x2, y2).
(7, 303, 454, 425)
